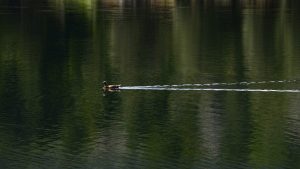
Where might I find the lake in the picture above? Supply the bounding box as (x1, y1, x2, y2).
(1, 0, 300, 168)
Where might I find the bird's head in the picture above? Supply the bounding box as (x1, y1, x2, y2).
(103, 81, 108, 86)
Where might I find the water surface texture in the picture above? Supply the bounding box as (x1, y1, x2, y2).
(1, 0, 300, 168)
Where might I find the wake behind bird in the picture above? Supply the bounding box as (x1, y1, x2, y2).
(118, 79, 300, 93)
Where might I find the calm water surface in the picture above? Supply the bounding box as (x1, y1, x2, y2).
(1, 0, 300, 168)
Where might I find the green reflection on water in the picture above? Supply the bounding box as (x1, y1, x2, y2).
(0, 0, 300, 168)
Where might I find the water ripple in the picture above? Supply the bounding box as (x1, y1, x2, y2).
(121, 87, 300, 93)
(119, 80, 300, 93)
(122, 79, 298, 88)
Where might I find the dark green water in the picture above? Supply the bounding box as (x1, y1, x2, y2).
(1, 0, 300, 168)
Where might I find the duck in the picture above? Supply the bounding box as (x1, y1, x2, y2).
(102, 81, 121, 90)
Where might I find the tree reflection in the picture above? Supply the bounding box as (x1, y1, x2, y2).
(0, 0, 299, 168)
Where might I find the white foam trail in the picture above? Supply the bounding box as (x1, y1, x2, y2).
(120, 87, 300, 93)
(122, 80, 298, 88)
(118, 80, 299, 93)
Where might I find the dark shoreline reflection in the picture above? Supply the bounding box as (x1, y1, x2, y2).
(1, 0, 300, 168)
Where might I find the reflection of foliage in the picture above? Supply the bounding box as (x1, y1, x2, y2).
(0, 0, 300, 168)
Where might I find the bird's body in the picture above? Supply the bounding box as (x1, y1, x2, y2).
(102, 81, 121, 91)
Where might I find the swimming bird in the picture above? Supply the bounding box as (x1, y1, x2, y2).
(102, 81, 121, 91)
